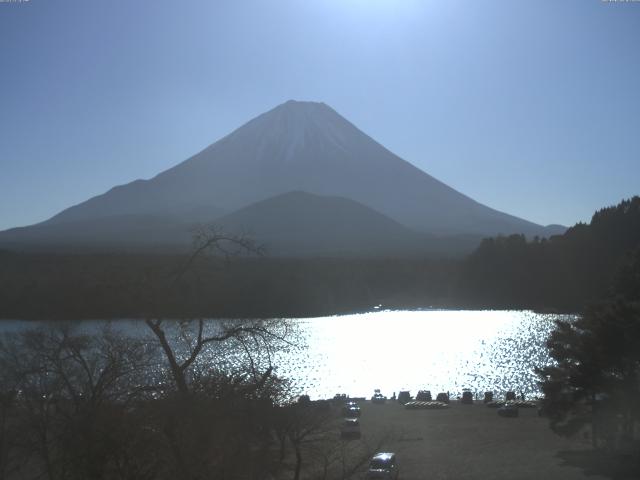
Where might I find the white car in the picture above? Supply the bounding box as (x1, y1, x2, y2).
(366, 452, 399, 479)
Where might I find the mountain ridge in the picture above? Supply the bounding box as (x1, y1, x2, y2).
(2, 100, 565, 253)
(214, 190, 427, 256)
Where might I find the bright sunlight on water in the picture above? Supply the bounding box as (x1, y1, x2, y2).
(0, 310, 569, 401)
(276, 310, 566, 400)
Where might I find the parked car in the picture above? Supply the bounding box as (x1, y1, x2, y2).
(397, 391, 411, 405)
(505, 391, 517, 401)
(342, 401, 361, 417)
(340, 418, 361, 439)
(461, 389, 473, 404)
(497, 404, 519, 417)
(366, 452, 399, 479)
(371, 393, 387, 404)
(332, 393, 347, 405)
(483, 391, 494, 403)
(436, 392, 450, 403)
(416, 390, 432, 401)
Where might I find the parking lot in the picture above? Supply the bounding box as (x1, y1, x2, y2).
(351, 400, 609, 480)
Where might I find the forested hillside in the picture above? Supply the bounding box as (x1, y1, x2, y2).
(457, 197, 640, 310)
(1, 197, 637, 319)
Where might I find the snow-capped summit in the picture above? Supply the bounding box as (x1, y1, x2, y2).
(210, 100, 356, 166)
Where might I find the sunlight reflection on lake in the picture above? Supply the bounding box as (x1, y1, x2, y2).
(0, 310, 569, 400)
(275, 310, 565, 400)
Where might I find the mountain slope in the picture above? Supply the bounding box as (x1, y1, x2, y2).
(215, 191, 428, 256)
(41, 100, 561, 237)
(0, 191, 486, 256)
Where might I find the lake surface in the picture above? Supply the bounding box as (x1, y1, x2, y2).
(0, 310, 568, 400)
(275, 310, 564, 400)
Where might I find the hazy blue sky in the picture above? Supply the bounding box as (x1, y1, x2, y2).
(1, 0, 638, 230)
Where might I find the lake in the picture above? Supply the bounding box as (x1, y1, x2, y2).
(275, 310, 565, 400)
(0, 310, 568, 400)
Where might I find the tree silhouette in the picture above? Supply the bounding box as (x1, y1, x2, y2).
(458, 196, 640, 310)
(537, 301, 640, 449)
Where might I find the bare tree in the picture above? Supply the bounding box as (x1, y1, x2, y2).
(0, 325, 154, 480)
(145, 317, 293, 397)
(0, 226, 302, 480)
(273, 400, 393, 480)
(144, 224, 286, 396)
(280, 402, 336, 480)
(140, 226, 299, 480)
(310, 433, 390, 480)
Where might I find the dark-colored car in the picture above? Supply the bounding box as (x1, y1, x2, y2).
(372, 393, 387, 404)
(332, 393, 347, 405)
(461, 390, 473, 404)
(366, 452, 399, 479)
(342, 401, 361, 417)
(497, 404, 519, 417)
(340, 418, 361, 439)
(506, 391, 517, 401)
(483, 391, 494, 403)
(416, 390, 432, 401)
(397, 391, 411, 405)
(436, 392, 450, 403)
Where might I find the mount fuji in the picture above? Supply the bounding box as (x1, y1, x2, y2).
(0, 100, 564, 255)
